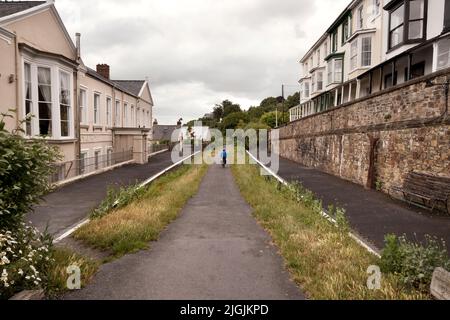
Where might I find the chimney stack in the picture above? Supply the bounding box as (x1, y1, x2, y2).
(75, 33, 81, 60)
(96, 64, 110, 80)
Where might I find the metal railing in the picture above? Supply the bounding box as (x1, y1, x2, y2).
(150, 143, 170, 154)
(50, 149, 133, 184)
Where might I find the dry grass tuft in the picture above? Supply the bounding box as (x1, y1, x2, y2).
(232, 163, 429, 300)
(74, 164, 208, 259)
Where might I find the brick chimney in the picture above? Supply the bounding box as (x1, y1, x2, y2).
(96, 64, 110, 79)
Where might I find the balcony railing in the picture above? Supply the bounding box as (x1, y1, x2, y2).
(49, 149, 133, 184)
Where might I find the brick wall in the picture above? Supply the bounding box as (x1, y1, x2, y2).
(278, 69, 450, 194)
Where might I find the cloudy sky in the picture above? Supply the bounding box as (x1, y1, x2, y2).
(56, 0, 348, 124)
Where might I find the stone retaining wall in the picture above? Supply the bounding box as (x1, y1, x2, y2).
(277, 69, 450, 194)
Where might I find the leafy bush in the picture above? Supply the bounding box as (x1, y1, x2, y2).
(381, 234, 450, 292)
(0, 113, 60, 230)
(91, 183, 146, 219)
(0, 224, 54, 299)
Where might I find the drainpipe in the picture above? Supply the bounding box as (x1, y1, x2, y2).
(75, 33, 81, 160)
(13, 32, 20, 130)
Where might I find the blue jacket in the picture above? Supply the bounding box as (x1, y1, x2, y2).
(221, 150, 227, 159)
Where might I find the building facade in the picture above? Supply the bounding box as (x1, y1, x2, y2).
(0, 1, 154, 180)
(291, 0, 450, 121)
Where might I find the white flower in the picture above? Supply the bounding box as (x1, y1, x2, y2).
(18, 269, 24, 276)
(0, 255, 10, 266)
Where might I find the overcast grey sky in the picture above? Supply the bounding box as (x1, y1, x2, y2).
(56, 0, 349, 124)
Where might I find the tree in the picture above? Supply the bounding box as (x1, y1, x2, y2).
(285, 92, 300, 110)
(222, 112, 249, 131)
(259, 97, 278, 112)
(221, 100, 242, 118)
(0, 113, 61, 230)
(213, 105, 224, 121)
(260, 111, 289, 129)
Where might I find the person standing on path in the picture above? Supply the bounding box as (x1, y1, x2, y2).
(221, 148, 228, 168)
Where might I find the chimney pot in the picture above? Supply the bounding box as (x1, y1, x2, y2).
(96, 64, 110, 80)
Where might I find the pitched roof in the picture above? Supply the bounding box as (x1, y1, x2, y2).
(112, 80, 145, 96)
(85, 68, 139, 98)
(0, 1, 46, 18)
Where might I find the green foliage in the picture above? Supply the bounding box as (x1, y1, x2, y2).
(260, 111, 289, 128)
(90, 183, 146, 219)
(0, 113, 61, 230)
(185, 92, 299, 131)
(1, 224, 54, 299)
(222, 112, 250, 131)
(381, 234, 450, 292)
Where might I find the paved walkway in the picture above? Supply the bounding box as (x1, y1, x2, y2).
(64, 165, 304, 300)
(27, 152, 174, 238)
(277, 157, 450, 253)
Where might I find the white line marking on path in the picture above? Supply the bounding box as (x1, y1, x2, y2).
(247, 151, 382, 258)
(54, 219, 90, 244)
(53, 151, 200, 244)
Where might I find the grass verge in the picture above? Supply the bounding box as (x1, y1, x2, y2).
(73, 164, 208, 259)
(45, 248, 99, 299)
(231, 163, 429, 300)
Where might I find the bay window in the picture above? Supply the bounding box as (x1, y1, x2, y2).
(388, 0, 427, 50)
(23, 60, 73, 139)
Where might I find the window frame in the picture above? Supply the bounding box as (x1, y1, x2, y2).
(350, 39, 358, 71)
(304, 82, 310, 98)
(388, 0, 428, 51)
(106, 96, 112, 128)
(59, 70, 71, 137)
(361, 36, 372, 67)
(115, 100, 121, 127)
(358, 5, 364, 30)
(332, 30, 338, 53)
(93, 93, 101, 125)
(79, 87, 87, 125)
(317, 71, 323, 91)
(22, 58, 74, 139)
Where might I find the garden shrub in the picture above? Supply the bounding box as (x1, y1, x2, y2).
(0, 224, 54, 299)
(381, 234, 450, 292)
(0, 113, 60, 230)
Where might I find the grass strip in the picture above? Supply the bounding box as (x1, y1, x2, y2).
(231, 163, 429, 300)
(46, 248, 99, 299)
(74, 164, 208, 259)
